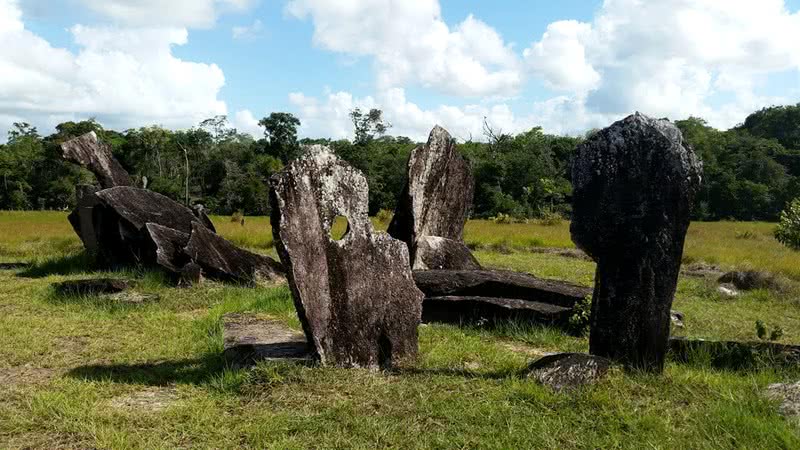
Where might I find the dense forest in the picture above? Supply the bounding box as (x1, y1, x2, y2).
(2, 104, 800, 221)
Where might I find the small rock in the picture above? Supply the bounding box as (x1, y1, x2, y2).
(526, 353, 613, 391)
(671, 310, 685, 328)
(765, 381, 800, 423)
(718, 270, 781, 291)
(53, 279, 130, 297)
(412, 236, 481, 270)
(717, 284, 739, 298)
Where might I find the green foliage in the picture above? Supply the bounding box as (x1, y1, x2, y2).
(775, 198, 800, 250)
(755, 320, 784, 341)
(568, 295, 592, 336)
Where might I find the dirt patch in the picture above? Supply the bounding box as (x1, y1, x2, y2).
(681, 262, 725, 278)
(108, 386, 180, 412)
(0, 366, 62, 387)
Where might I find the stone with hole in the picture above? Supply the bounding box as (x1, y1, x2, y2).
(571, 113, 702, 373)
(270, 145, 424, 369)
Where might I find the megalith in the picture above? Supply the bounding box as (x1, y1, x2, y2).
(571, 112, 702, 372)
(60, 131, 132, 189)
(388, 125, 478, 270)
(270, 145, 424, 369)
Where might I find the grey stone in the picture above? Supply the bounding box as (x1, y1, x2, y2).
(60, 131, 132, 189)
(67, 184, 101, 254)
(718, 270, 782, 291)
(571, 112, 702, 372)
(222, 313, 311, 368)
(183, 222, 284, 285)
(422, 296, 572, 325)
(412, 236, 481, 270)
(413, 270, 591, 309)
(526, 353, 613, 391)
(53, 278, 130, 297)
(388, 126, 475, 260)
(671, 310, 685, 328)
(270, 145, 424, 369)
(191, 204, 217, 233)
(143, 223, 192, 273)
(765, 382, 800, 424)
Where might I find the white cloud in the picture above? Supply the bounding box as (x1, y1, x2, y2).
(79, 0, 256, 28)
(286, 0, 521, 97)
(0, 0, 227, 139)
(288, 88, 534, 142)
(231, 109, 263, 136)
(524, 0, 800, 129)
(232, 19, 264, 40)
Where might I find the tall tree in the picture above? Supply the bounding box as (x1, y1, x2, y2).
(258, 112, 301, 163)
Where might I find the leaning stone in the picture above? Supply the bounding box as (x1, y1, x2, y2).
(270, 145, 424, 369)
(526, 353, 613, 391)
(412, 236, 481, 270)
(53, 279, 130, 297)
(222, 313, 311, 369)
(60, 131, 132, 189)
(422, 296, 572, 325)
(413, 270, 591, 308)
(183, 222, 284, 285)
(765, 382, 800, 424)
(388, 125, 475, 247)
(192, 204, 217, 233)
(96, 187, 206, 235)
(571, 112, 702, 372)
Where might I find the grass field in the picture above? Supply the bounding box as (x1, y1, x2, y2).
(1, 211, 799, 449)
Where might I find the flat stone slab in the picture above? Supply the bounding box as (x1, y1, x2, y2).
(413, 270, 591, 308)
(422, 296, 572, 325)
(222, 314, 311, 368)
(526, 353, 613, 391)
(765, 381, 800, 424)
(53, 279, 130, 297)
(0, 262, 30, 270)
(669, 337, 800, 367)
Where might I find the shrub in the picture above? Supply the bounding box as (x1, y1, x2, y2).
(231, 211, 244, 223)
(775, 198, 800, 250)
(536, 209, 563, 226)
(568, 295, 592, 336)
(375, 209, 393, 223)
(755, 320, 783, 341)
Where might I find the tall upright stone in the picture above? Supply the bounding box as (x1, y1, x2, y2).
(270, 145, 424, 369)
(60, 131, 133, 189)
(571, 113, 702, 372)
(388, 125, 477, 269)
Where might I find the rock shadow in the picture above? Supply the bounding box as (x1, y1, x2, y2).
(18, 252, 96, 278)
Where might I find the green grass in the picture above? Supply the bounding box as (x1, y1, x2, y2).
(1, 212, 799, 449)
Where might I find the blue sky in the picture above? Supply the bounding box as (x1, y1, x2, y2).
(2, 0, 800, 141)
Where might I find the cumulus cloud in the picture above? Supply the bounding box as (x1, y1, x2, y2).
(0, 0, 227, 139)
(286, 0, 521, 97)
(524, 0, 800, 129)
(79, 0, 256, 28)
(232, 19, 264, 40)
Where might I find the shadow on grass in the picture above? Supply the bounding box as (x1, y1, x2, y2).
(18, 252, 96, 278)
(397, 367, 523, 380)
(66, 354, 227, 386)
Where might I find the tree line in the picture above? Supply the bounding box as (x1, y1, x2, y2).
(2, 104, 800, 221)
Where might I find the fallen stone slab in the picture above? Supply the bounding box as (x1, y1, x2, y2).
(413, 270, 591, 309)
(526, 353, 613, 391)
(765, 381, 800, 424)
(388, 126, 474, 247)
(53, 279, 130, 297)
(669, 337, 800, 368)
(184, 222, 284, 285)
(271, 145, 424, 369)
(60, 131, 132, 189)
(222, 314, 311, 368)
(96, 186, 206, 235)
(571, 112, 702, 372)
(144, 223, 191, 273)
(422, 296, 572, 325)
(0, 262, 30, 271)
(412, 236, 481, 271)
(718, 270, 782, 291)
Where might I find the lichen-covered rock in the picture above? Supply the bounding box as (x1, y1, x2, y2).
(765, 381, 800, 424)
(144, 223, 191, 273)
(388, 125, 474, 249)
(60, 131, 132, 189)
(526, 353, 613, 391)
(191, 204, 217, 233)
(183, 222, 284, 285)
(270, 145, 424, 369)
(571, 112, 702, 372)
(412, 236, 481, 270)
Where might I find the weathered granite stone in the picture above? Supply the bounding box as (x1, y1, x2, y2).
(67, 185, 101, 254)
(412, 236, 481, 270)
(526, 353, 613, 391)
(222, 314, 311, 368)
(270, 145, 424, 369)
(422, 296, 572, 325)
(765, 382, 800, 424)
(60, 131, 132, 189)
(143, 223, 191, 273)
(571, 113, 702, 372)
(191, 204, 217, 233)
(183, 222, 284, 285)
(388, 125, 475, 250)
(53, 278, 130, 297)
(718, 270, 781, 291)
(413, 270, 591, 308)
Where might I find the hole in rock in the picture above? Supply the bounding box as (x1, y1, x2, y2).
(330, 215, 350, 241)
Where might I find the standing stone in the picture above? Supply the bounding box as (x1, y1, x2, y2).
(67, 184, 101, 254)
(270, 145, 424, 369)
(60, 131, 132, 189)
(388, 126, 476, 268)
(571, 113, 702, 372)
